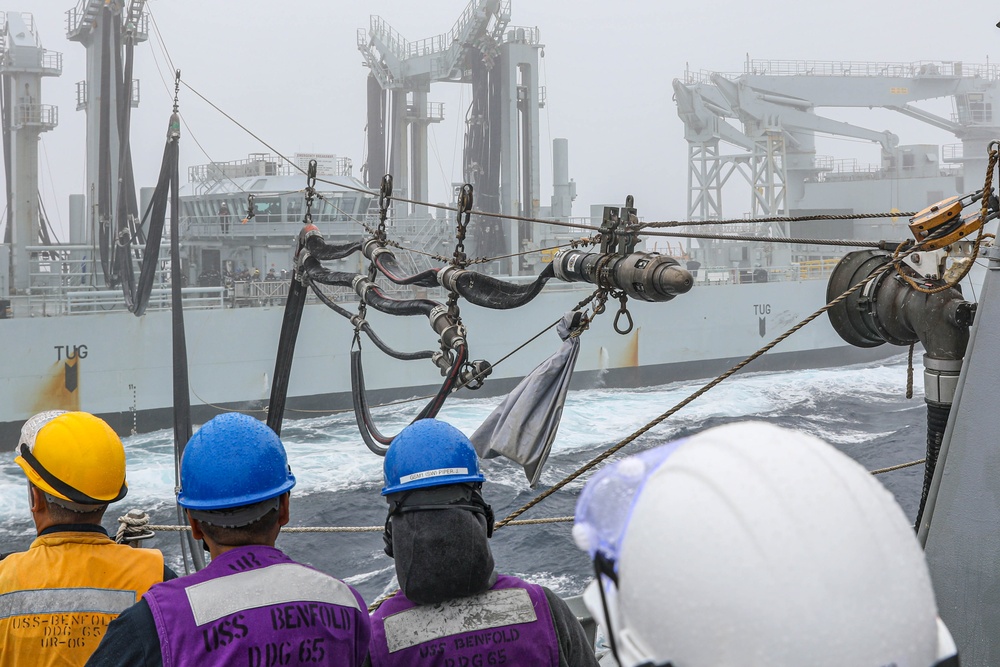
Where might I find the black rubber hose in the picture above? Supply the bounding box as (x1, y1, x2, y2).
(352, 343, 467, 456)
(351, 350, 391, 455)
(360, 322, 434, 361)
(97, 11, 113, 286)
(132, 119, 175, 316)
(1, 74, 12, 246)
(301, 258, 441, 317)
(112, 22, 135, 306)
(304, 236, 362, 261)
(308, 282, 434, 361)
(452, 263, 554, 309)
(366, 286, 439, 317)
(374, 252, 440, 287)
(166, 131, 204, 572)
(266, 274, 308, 437)
(116, 234, 136, 312)
(914, 402, 951, 528)
(298, 261, 355, 287)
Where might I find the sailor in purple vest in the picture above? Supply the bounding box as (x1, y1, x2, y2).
(366, 419, 598, 667)
(86, 413, 371, 667)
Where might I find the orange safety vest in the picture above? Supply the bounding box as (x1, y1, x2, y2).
(0, 530, 164, 667)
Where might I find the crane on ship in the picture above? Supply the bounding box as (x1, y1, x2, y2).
(358, 0, 551, 268)
(673, 58, 1000, 227)
(65, 0, 149, 291)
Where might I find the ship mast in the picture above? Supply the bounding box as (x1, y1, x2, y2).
(0, 12, 62, 294)
(65, 0, 148, 280)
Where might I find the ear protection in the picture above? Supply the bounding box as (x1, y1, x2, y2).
(383, 487, 494, 558)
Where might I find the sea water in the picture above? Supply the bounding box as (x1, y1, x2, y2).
(0, 354, 927, 603)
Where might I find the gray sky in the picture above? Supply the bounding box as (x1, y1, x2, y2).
(20, 0, 1000, 237)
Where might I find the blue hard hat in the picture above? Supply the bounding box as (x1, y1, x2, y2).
(382, 419, 485, 495)
(177, 413, 296, 510)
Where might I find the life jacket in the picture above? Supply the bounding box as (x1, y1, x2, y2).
(369, 574, 560, 667)
(143, 544, 370, 667)
(0, 527, 164, 667)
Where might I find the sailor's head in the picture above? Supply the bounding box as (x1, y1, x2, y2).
(177, 413, 295, 548)
(381, 419, 495, 603)
(14, 410, 127, 519)
(573, 421, 957, 667)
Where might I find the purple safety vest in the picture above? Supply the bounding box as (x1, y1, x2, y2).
(369, 574, 559, 667)
(144, 545, 370, 667)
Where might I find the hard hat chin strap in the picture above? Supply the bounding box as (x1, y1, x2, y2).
(19, 444, 126, 506)
(592, 553, 625, 666)
(591, 553, 675, 667)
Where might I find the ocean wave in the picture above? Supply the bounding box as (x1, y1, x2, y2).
(0, 357, 920, 537)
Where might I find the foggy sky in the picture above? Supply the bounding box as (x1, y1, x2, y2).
(15, 0, 1000, 238)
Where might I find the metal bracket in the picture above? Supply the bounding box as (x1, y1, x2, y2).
(599, 195, 639, 256)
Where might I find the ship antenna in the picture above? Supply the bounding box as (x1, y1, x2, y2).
(172, 69, 181, 113)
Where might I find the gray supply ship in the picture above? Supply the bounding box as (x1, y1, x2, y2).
(1, 0, 997, 443)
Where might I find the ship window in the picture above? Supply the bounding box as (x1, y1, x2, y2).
(315, 197, 347, 222)
(962, 93, 993, 124)
(286, 197, 303, 222)
(338, 197, 357, 220)
(254, 197, 282, 223)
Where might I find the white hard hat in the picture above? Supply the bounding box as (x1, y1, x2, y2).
(574, 421, 954, 667)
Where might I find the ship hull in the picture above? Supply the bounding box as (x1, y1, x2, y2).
(0, 277, 896, 442)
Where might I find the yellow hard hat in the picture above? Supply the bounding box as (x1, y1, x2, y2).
(14, 411, 128, 506)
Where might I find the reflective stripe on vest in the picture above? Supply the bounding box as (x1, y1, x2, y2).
(184, 562, 361, 626)
(369, 574, 560, 667)
(0, 587, 135, 619)
(145, 545, 370, 667)
(383, 588, 536, 653)
(0, 531, 164, 667)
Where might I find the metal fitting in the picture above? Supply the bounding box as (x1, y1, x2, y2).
(437, 265, 465, 292)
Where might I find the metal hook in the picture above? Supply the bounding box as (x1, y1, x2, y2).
(376, 174, 393, 245)
(380, 174, 393, 211)
(613, 295, 633, 335)
(303, 161, 318, 222)
(458, 183, 474, 224)
(244, 193, 256, 222)
(306, 159, 317, 189)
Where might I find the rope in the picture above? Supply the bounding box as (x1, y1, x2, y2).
(146, 516, 579, 533)
(639, 229, 885, 248)
(890, 145, 998, 295)
(148, 524, 382, 533)
(870, 458, 926, 475)
(450, 289, 601, 393)
(116, 509, 154, 544)
(638, 211, 918, 230)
